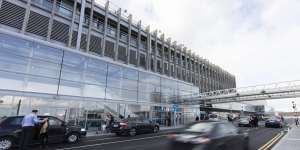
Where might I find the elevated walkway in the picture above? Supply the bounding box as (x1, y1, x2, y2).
(177, 80, 300, 105)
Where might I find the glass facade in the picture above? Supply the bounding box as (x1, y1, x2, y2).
(0, 33, 199, 130)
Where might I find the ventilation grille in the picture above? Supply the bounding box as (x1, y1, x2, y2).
(80, 33, 87, 50)
(129, 50, 137, 65)
(104, 40, 115, 58)
(89, 35, 102, 55)
(26, 11, 49, 37)
(139, 53, 146, 69)
(71, 31, 78, 47)
(0, 1, 25, 30)
(117, 46, 126, 62)
(51, 20, 69, 44)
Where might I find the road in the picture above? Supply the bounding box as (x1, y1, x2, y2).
(29, 125, 284, 150)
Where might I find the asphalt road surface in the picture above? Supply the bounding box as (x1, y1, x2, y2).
(27, 125, 283, 150)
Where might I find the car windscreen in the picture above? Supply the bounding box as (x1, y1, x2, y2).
(0, 117, 6, 124)
(185, 122, 215, 133)
(240, 117, 249, 121)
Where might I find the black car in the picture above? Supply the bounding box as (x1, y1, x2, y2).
(0, 116, 86, 150)
(265, 117, 283, 128)
(111, 118, 159, 136)
(167, 121, 249, 150)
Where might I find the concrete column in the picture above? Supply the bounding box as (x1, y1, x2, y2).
(47, 0, 57, 40)
(114, 8, 121, 61)
(76, 0, 86, 51)
(86, 0, 95, 52)
(146, 25, 151, 70)
(160, 34, 165, 74)
(21, 0, 32, 33)
(177, 43, 182, 79)
(100, 1, 109, 55)
(137, 20, 142, 67)
(153, 30, 158, 72)
(126, 14, 132, 64)
(68, 1, 78, 47)
(167, 38, 172, 76)
(0, 0, 3, 9)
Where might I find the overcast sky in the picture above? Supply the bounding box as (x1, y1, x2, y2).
(101, 0, 300, 111)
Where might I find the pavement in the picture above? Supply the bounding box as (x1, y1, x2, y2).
(27, 124, 283, 150)
(272, 126, 300, 150)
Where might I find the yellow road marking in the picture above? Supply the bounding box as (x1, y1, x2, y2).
(258, 132, 283, 150)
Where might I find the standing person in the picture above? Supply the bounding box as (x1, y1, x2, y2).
(254, 116, 259, 127)
(39, 118, 49, 149)
(195, 116, 200, 122)
(19, 110, 47, 150)
(295, 117, 299, 126)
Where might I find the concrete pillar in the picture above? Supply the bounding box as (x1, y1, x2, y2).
(160, 34, 165, 74)
(76, 0, 86, 51)
(0, 0, 3, 9)
(167, 38, 172, 76)
(153, 30, 158, 72)
(126, 14, 132, 64)
(146, 25, 151, 70)
(101, 1, 109, 55)
(68, 1, 78, 47)
(86, 0, 95, 52)
(114, 8, 121, 61)
(21, 0, 32, 33)
(137, 20, 142, 67)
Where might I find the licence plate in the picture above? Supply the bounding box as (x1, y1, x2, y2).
(113, 124, 119, 127)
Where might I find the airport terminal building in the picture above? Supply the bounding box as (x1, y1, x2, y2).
(0, 0, 236, 129)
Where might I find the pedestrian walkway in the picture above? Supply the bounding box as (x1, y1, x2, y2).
(86, 125, 184, 137)
(272, 126, 300, 150)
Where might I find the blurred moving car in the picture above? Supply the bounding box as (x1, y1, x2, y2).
(238, 117, 252, 127)
(167, 121, 249, 150)
(265, 117, 283, 128)
(0, 116, 86, 150)
(111, 117, 160, 136)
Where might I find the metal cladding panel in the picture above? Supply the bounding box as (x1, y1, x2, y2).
(80, 33, 87, 50)
(51, 20, 69, 44)
(0, 1, 25, 30)
(117, 45, 126, 62)
(129, 50, 137, 65)
(89, 34, 102, 55)
(26, 11, 49, 37)
(104, 40, 115, 59)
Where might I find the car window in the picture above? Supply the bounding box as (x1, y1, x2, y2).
(49, 117, 63, 126)
(185, 122, 214, 133)
(7, 117, 23, 126)
(217, 123, 237, 136)
(142, 119, 150, 124)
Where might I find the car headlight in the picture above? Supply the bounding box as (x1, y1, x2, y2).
(81, 128, 86, 132)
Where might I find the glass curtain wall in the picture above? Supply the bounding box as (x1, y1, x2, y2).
(0, 33, 199, 129)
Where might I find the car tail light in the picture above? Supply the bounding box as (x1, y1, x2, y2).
(120, 122, 128, 129)
(167, 134, 177, 140)
(191, 137, 211, 144)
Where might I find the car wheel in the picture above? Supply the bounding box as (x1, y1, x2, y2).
(153, 126, 159, 133)
(129, 128, 136, 136)
(67, 132, 79, 143)
(115, 132, 122, 136)
(0, 137, 14, 150)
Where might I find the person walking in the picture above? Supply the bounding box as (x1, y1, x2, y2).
(39, 118, 49, 149)
(19, 110, 47, 150)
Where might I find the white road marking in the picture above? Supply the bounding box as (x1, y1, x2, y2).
(56, 135, 167, 150)
(85, 137, 121, 142)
